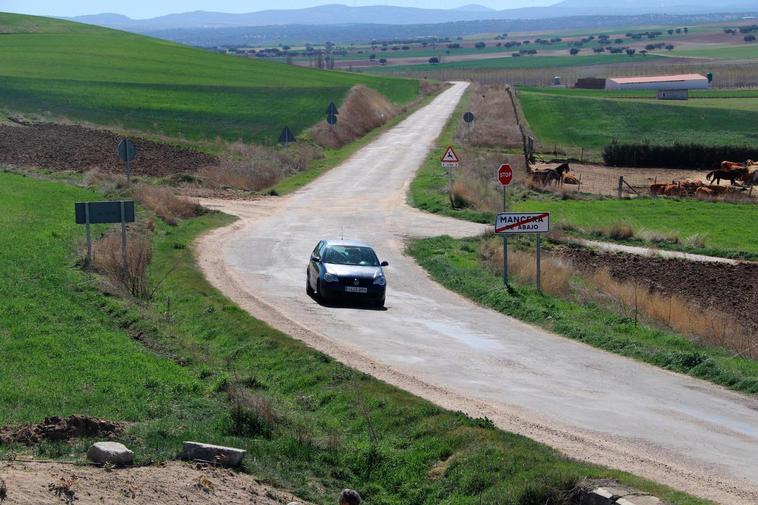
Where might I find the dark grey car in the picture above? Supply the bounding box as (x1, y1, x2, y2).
(306, 239, 388, 307)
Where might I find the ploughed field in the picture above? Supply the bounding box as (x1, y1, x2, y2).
(0, 13, 418, 143)
(555, 246, 758, 334)
(0, 123, 217, 176)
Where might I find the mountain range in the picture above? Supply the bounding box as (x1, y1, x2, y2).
(69, 1, 758, 32)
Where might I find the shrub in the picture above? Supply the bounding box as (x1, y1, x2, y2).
(228, 386, 278, 438)
(133, 184, 202, 225)
(606, 222, 634, 240)
(603, 142, 758, 169)
(92, 229, 153, 299)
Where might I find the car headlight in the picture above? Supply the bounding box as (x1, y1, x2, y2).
(323, 272, 339, 283)
(373, 275, 386, 286)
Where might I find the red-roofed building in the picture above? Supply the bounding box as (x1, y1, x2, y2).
(605, 74, 709, 90)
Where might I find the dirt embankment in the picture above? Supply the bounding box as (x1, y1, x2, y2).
(0, 416, 122, 445)
(0, 461, 311, 505)
(0, 123, 218, 176)
(556, 246, 758, 333)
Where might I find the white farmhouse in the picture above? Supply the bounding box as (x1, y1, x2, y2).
(605, 74, 709, 90)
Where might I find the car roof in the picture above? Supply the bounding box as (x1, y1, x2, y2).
(322, 239, 373, 248)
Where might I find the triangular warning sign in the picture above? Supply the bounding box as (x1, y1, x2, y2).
(441, 146, 460, 164)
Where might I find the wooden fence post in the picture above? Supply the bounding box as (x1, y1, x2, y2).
(618, 176, 624, 199)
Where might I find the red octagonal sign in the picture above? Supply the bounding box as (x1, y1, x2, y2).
(498, 164, 513, 186)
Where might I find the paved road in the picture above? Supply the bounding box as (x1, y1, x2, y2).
(197, 82, 758, 504)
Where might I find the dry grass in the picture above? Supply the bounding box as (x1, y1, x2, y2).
(228, 385, 279, 438)
(637, 228, 680, 244)
(202, 142, 323, 191)
(82, 168, 128, 194)
(587, 270, 755, 358)
(133, 183, 202, 225)
(455, 84, 523, 148)
(605, 222, 634, 240)
(310, 85, 398, 149)
(92, 228, 153, 299)
(480, 238, 572, 296)
(450, 179, 475, 208)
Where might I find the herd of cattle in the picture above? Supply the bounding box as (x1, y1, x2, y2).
(652, 160, 758, 198)
(530, 159, 758, 198)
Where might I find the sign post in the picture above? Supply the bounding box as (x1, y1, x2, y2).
(440, 146, 460, 206)
(75, 201, 136, 268)
(117, 139, 136, 188)
(497, 164, 513, 285)
(495, 212, 550, 292)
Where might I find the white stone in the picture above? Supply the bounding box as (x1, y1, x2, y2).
(179, 441, 245, 467)
(86, 441, 134, 466)
(617, 496, 661, 505)
(579, 488, 614, 505)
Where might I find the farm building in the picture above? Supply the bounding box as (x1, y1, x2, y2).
(605, 74, 709, 90)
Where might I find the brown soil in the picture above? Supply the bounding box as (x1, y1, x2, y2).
(555, 246, 758, 333)
(0, 416, 122, 445)
(0, 461, 311, 505)
(0, 123, 218, 176)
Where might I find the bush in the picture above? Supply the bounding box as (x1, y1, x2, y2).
(92, 229, 153, 299)
(602, 141, 758, 169)
(133, 184, 202, 225)
(228, 386, 278, 438)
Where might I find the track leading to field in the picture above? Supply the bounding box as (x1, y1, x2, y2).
(197, 82, 758, 504)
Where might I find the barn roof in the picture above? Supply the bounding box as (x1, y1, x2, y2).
(608, 74, 707, 84)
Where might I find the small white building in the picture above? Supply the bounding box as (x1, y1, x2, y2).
(605, 74, 709, 91)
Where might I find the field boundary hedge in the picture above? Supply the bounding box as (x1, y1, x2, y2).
(603, 142, 758, 169)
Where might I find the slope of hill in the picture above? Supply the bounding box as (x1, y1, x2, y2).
(0, 13, 418, 143)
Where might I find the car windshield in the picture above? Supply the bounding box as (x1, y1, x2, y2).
(322, 245, 379, 267)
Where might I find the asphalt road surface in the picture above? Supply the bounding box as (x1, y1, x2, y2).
(197, 82, 758, 504)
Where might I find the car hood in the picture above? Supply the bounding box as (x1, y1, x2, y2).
(324, 263, 382, 278)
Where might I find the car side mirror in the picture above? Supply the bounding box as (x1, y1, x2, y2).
(380, 261, 389, 267)
(311, 254, 321, 262)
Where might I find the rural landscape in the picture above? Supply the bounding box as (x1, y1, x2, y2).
(0, 1, 756, 505)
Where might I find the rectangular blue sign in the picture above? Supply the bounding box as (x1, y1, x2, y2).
(75, 201, 135, 225)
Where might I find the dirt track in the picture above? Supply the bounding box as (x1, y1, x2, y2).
(195, 82, 758, 504)
(0, 123, 217, 176)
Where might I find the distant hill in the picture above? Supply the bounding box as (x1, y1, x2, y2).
(0, 12, 418, 143)
(130, 12, 754, 47)
(68, 1, 758, 31)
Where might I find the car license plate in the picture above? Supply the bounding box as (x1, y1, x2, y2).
(345, 286, 367, 294)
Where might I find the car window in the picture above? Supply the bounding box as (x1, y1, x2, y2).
(322, 246, 379, 266)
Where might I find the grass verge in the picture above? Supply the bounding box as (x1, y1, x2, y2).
(0, 170, 710, 505)
(407, 235, 758, 396)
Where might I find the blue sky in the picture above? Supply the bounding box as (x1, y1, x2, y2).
(2, 1, 551, 19)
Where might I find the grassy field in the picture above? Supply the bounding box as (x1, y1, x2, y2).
(513, 198, 758, 257)
(408, 235, 758, 395)
(662, 44, 758, 60)
(0, 171, 711, 505)
(517, 87, 758, 151)
(0, 13, 418, 143)
(370, 53, 662, 73)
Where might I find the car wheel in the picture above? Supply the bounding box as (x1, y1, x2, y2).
(306, 271, 314, 296)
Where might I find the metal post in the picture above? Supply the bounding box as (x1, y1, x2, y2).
(502, 185, 508, 286)
(536, 234, 542, 293)
(120, 201, 128, 275)
(125, 159, 130, 188)
(84, 202, 92, 264)
(447, 165, 453, 206)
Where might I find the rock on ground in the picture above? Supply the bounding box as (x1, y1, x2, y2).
(179, 441, 246, 467)
(86, 442, 134, 467)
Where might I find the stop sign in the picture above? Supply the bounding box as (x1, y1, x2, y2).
(498, 164, 513, 186)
